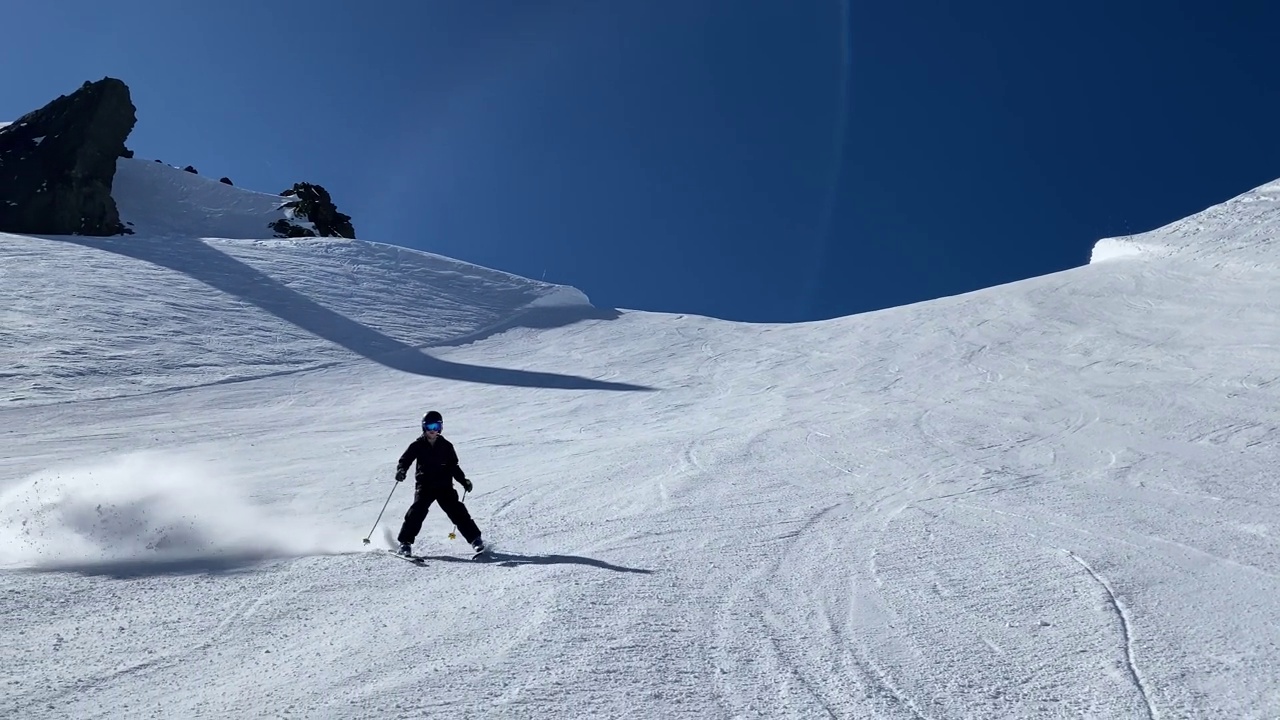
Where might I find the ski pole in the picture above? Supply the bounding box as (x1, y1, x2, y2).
(362, 478, 400, 545)
(448, 489, 468, 540)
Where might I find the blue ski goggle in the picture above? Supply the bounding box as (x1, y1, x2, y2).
(423, 421, 443, 432)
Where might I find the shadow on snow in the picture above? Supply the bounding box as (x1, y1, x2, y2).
(15, 551, 292, 579)
(416, 551, 653, 574)
(42, 233, 655, 392)
(11, 550, 652, 579)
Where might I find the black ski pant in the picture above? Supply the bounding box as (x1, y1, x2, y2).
(397, 481, 480, 545)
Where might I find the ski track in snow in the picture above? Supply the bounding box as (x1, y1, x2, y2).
(3, 159, 1280, 717)
(1066, 550, 1157, 720)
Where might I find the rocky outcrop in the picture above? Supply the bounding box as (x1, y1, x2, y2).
(273, 182, 356, 238)
(267, 218, 314, 238)
(0, 78, 359, 241)
(0, 78, 137, 235)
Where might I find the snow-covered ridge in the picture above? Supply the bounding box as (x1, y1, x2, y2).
(1092, 176, 1280, 265)
(113, 158, 303, 239)
(0, 158, 593, 406)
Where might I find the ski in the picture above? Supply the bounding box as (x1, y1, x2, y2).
(384, 548, 491, 563)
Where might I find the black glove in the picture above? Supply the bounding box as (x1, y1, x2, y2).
(395, 469, 406, 482)
(459, 477, 473, 492)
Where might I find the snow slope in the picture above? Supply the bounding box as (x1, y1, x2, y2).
(112, 158, 305, 239)
(1091, 175, 1280, 266)
(0, 159, 593, 407)
(2, 160, 1279, 719)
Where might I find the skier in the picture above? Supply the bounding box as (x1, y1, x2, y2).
(393, 411, 485, 556)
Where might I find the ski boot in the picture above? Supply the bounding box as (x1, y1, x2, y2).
(398, 542, 413, 556)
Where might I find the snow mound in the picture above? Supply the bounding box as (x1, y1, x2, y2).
(526, 283, 593, 308)
(112, 158, 299, 239)
(1091, 176, 1280, 265)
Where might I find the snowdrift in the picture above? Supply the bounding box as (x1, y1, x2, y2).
(1091, 176, 1280, 265)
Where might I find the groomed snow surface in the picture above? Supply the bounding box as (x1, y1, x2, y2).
(2, 159, 1279, 718)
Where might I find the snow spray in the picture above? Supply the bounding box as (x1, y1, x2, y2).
(0, 450, 347, 570)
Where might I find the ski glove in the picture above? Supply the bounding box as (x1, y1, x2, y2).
(395, 469, 407, 482)
(459, 478, 473, 493)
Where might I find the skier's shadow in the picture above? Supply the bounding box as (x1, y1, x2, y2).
(417, 552, 652, 574)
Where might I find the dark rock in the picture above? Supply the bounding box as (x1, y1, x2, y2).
(121, 147, 134, 159)
(272, 182, 356, 238)
(0, 77, 137, 236)
(269, 218, 316, 238)
(219, 176, 233, 185)
(182, 165, 197, 174)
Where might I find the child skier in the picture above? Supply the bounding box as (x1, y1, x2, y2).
(393, 411, 484, 556)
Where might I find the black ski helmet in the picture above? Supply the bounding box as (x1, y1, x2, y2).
(422, 411, 443, 431)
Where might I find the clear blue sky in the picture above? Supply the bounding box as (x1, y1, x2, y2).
(4, 1, 1278, 322)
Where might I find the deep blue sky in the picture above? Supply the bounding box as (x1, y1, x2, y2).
(4, 1, 1278, 322)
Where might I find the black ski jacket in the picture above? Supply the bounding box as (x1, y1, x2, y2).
(397, 435, 468, 486)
